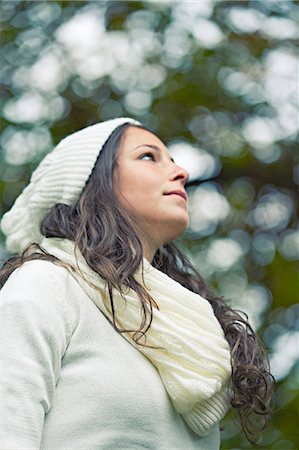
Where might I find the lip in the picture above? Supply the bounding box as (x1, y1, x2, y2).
(165, 190, 187, 201)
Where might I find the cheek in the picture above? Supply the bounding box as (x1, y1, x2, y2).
(118, 170, 158, 202)
(118, 181, 160, 222)
(115, 170, 143, 211)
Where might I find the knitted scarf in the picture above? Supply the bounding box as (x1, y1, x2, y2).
(40, 237, 232, 436)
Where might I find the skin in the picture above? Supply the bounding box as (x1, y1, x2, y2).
(115, 126, 189, 261)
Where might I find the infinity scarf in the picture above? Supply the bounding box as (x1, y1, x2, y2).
(40, 237, 232, 436)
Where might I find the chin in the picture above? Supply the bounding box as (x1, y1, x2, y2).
(165, 217, 189, 242)
(176, 214, 189, 230)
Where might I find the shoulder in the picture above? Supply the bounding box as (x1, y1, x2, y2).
(0, 259, 82, 339)
(0, 259, 80, 320)
(1, 259, 70, 297)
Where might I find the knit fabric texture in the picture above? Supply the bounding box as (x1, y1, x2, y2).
(39, 237, 232, 436)
(1, 256, 221, 449)
(1, 117, 141, 254)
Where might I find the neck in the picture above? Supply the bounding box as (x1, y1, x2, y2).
(141, 240, 157, 263)
(137, 233, 160, 263)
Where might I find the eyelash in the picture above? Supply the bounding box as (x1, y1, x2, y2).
(139, 152, 156, 161)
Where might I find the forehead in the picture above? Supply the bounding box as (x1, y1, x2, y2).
(118, 126, 167, 155)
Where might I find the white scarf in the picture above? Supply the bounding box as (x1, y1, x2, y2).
(40, 237, 232, 436)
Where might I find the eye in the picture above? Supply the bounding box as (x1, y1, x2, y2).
(139, 152, 155, 161)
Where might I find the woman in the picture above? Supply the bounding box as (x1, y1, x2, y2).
(0, 117, 273, 449)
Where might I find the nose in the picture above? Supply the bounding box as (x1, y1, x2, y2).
(170, 164, 189, 186)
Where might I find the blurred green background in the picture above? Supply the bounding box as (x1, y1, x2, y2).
(0, 1, 298, 448)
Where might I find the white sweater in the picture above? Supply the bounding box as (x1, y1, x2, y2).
(1, 259, 222, 450)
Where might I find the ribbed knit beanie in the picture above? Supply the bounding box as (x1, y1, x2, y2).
(1, 117, 141, 254)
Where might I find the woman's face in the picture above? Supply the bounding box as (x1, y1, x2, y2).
(115, 126, 189, 256)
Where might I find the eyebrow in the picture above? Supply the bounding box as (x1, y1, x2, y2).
(129, 144, 175, 163)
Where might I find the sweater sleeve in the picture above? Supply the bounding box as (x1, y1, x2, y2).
(0, 260, 72, 450)
(182, 387, 232, 436)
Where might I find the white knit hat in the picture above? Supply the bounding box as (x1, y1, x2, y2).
(1, 117, 141, 254)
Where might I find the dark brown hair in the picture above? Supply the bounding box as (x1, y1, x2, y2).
(0, 123, 274, 444)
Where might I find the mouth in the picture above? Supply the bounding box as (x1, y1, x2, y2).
(164, 191, 187, 201)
